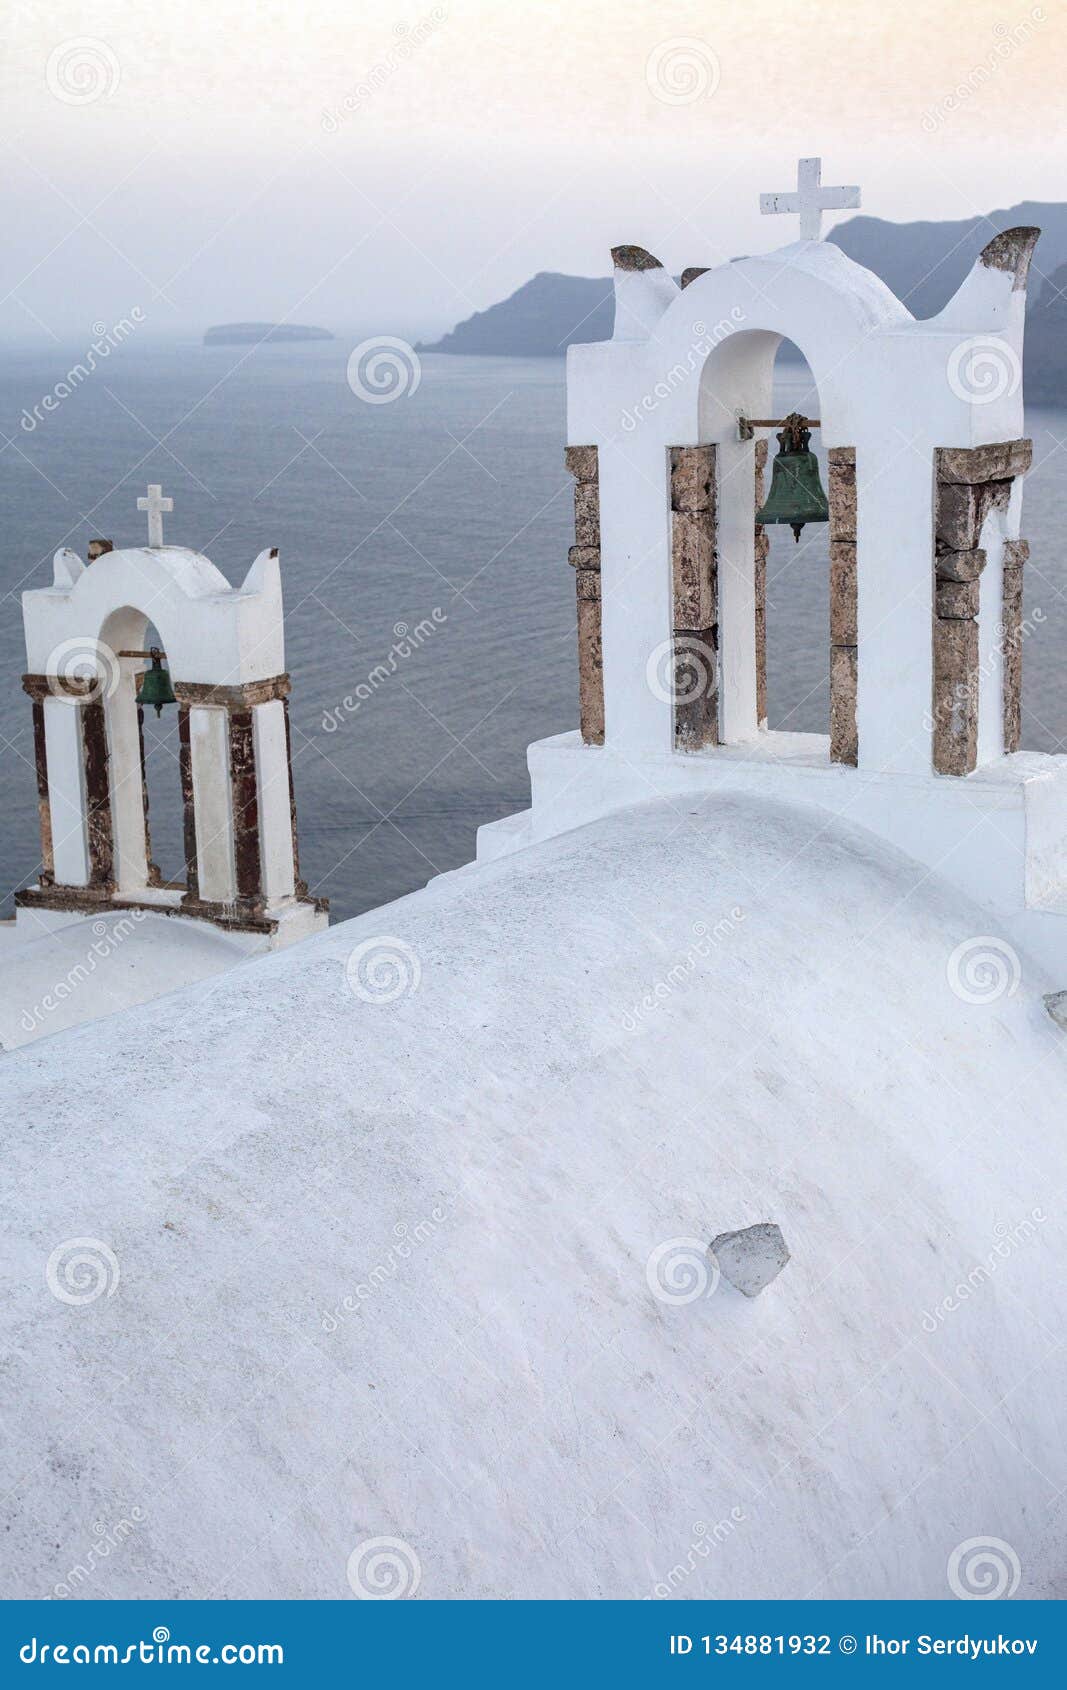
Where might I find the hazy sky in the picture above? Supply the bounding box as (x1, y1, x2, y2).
(3, 0, 1064, 341)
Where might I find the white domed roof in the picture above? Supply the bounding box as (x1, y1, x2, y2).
(1, 792, 1063, 1599)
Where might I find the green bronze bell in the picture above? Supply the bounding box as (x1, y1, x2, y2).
(137, 647, 176, 716)
(755, 412, 829, 543)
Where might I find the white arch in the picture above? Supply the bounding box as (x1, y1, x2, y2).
(566, 233, 1032, 770)
(24, 544, 284, 685)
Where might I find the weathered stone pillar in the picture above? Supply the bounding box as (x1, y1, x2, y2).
(136, 703, 163, 887)
(1002, 537, 1028, 754)
(669, 446, 718, 749)
(753, 439, 768, 729)
(174, 676, 300, 922)
(105, 664, 152, 895)
(229, 708, 262, 909)
(81, 698, 114, 887)
(21, 674, 95, 888)
(932, 441, 1030, 775)
(177, 704, 199, 902)
(281, 698, 309, 898)
(828, 446, 858, 766)
(26, 690, 55, 887)
(565, 446, 604, 745)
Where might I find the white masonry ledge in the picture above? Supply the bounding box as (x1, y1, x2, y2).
(476, 731, 1067, 979)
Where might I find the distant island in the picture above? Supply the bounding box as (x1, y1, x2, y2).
(204, 323, 334, 346)
(417, 201, 1067, 390)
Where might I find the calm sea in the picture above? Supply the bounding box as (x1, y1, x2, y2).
(2, 343, 1065, 922)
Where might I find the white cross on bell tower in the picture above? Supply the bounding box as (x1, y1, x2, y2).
(759, 157, 860, 242)
(137, 483, 173, 548)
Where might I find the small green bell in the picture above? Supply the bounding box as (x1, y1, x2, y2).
(137, 647, 176, 716)
(755, 412, 830, 543)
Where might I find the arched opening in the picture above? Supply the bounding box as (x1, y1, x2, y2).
(761, 341, 829, 735)
(99, 606, 185, 897)
(138, 621, 185, 886)
(692, 324, 857, 763)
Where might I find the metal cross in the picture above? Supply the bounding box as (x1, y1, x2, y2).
(759, 157, 860, 242)
(137, 483, 173, 548)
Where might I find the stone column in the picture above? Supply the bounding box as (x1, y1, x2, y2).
(1002, 537, 1028, 754)
(21, 675, 95, 889)
(25, 687, 55, 887)
(229, 708, 262, 909)
(565, 446, 604, 746)
(282, 698, 308, 898)
(81, 697, 114, 887)
(753, 439, 769, 729)
(177, 704, 200, 901)
(104, 665, 152, 895)
(828, 447, 858, 766)
(175, 675, 297, 922)
(669, 446, 718, 749)
(932, 441, 1030, 775)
